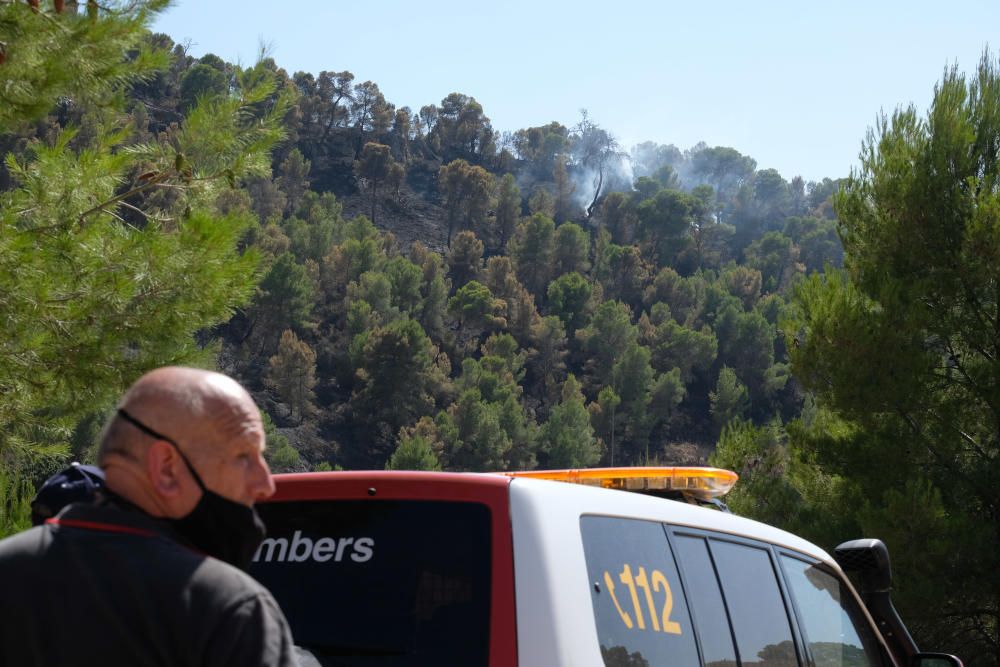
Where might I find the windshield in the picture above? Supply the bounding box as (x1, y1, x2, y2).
(249, 499, 492, 666)
(779, 555, 884, 667)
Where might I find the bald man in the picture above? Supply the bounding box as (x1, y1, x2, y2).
(0, 367, 299, 667)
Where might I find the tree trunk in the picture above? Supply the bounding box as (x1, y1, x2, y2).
(587, 166, 605, 219)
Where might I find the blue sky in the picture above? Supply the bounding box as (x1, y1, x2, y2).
(153, 0, 999, 183)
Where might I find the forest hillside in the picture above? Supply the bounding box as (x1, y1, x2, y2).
(1, 4, 997, 663)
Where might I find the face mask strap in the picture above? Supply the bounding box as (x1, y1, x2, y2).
(116, 409, 208, 492)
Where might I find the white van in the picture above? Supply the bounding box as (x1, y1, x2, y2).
(248, 467, 961, 667)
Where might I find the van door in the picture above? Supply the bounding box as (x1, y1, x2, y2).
(671, 529, 889, 667)
(580, 515, 891, 667)
(580, 515, 702, 667)
(249, 498, 494, 666)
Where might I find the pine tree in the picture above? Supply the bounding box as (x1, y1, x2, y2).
(510, 213, 555, 297)
(0, 0, 291, 526)
(0, 0, 170, 127)
(540, 376, 600, 468)
(267, 330, 318, 421)
(710, 367, 750, 435)
(494, 173, 521, 252)
(355, 142, 394, 224)
(387, 434, 442, 471)
(786, 53, 1000, 660)
(552, 159, 576, 223)
(593, 387, 622, 465)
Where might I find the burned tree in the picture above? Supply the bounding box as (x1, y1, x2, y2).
(571, 110, 625, 219)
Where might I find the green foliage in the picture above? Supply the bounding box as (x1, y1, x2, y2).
(446, 230, 484, 288)
(783, 216, 843, 272)
(710, 367, 750, 433)
(266, 329, 317, 421)
(254, 253, 313, 328)
(387, 433, 441, 471)
(715, 303, 775, 408)
(744, 231, 798, 293)
(448, 280, 505, 331)
(133, 60, 293, 195)
(721, 265, 763, 309)
(513, 121, 569, 176)
(438, 389, 512, 471)
(435, 350, 537, 471)
(547, 271, 593, 335)
(0, 0, 170, 127)
(648, 317, 718, 382)
(710, 420, 803, 527)
(349, 271, 393, 321)
(1, 24, 291, 471)
(350, 318, 437, 440)
(785, 52, 1000, 660)
(600, 191, 636, 245)
(355, 142, 395, 223)
(438, 158, 494, 245)
(432, 93, 494, 162)
(527, 315, 568, 402)
(411, 243, 449, 338)
(594, 239, 649, 310)
(690, 145, 756, 200)
(577, 300, 637, 387)
(494, 173, 521, 251)
(262, 412, 302, 473)
(0, 465, 32, 539)
(552, 159, 576, 223)
(510, 213, 555, 297)
(180, 61, 229, 113)
(277, 149, 312, 216)
(611, 343, 655, 462)
(539, 375, 600, 468)
(384, 256, 423, 315)
(553, 222, 590, 276)
(644, 267, 703, 326)
(683, 185, 729, 272)
(637, 188, 693, 265)
(650, 369, 685, 431)
(593, 386, 623, 465)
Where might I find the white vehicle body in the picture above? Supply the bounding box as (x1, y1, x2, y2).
(251, 470, 898, 667)
(508, 477, 866, 666)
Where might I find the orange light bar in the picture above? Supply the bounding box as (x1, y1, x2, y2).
(500, 466, 738, 499)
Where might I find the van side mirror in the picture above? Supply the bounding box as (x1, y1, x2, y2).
(833, 538, 917, 659)
(911, 653, 963, 667)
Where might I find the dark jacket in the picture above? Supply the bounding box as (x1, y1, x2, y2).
(0, 497, 298, 667)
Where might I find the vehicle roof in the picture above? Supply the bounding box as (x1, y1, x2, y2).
(267, 470, 833, 565)
(267, 469, 511, 501)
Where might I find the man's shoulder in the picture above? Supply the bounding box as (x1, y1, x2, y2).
(191, 554, 274, 602)
(0, 525, 48, 561)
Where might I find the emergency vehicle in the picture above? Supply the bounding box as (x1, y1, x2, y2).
(248, 467, 963, 667)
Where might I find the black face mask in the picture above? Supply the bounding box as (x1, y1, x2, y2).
(117, 409, 266, 571)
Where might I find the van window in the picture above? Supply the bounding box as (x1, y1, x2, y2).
(673, 535, 738, 667)
(249, 500, 492, 666)
(581, 516, 700, 667)
(710, 540, 799, 667)
(779, 555, 881, 667)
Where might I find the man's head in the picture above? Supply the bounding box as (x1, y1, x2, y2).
(98, 367, 275, 519)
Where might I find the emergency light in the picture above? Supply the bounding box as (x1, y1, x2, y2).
(500, 466, 738, 500)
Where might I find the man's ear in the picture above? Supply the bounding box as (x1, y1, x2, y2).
(146, 439, 183, 498)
